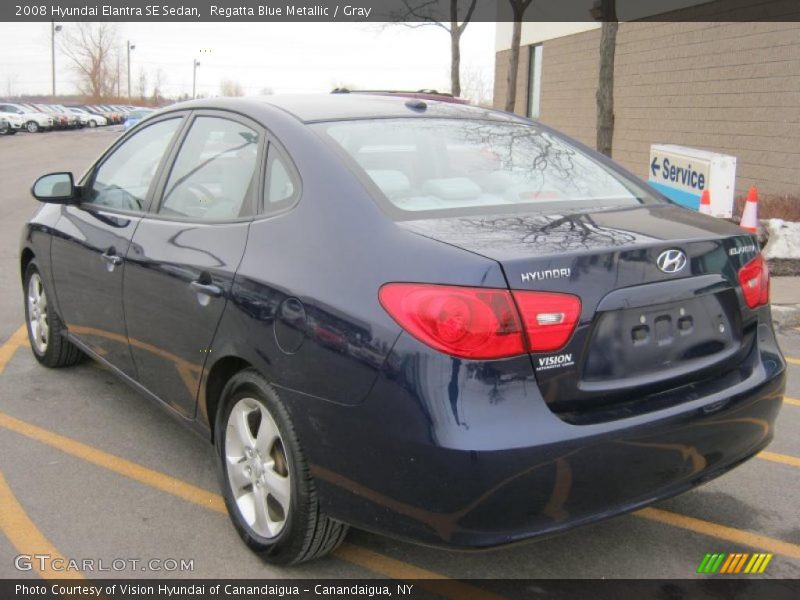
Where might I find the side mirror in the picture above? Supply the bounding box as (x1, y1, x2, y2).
(31, 172, 76, 204)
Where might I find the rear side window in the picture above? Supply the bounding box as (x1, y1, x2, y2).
(159, 116, 260, 221)
(263, 146, 297, 211)
(314, 118, 662, 218)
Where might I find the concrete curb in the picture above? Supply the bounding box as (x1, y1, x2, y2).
(772, 304, 800, 330)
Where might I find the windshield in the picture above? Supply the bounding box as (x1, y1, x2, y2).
(314, 118, 663, 218)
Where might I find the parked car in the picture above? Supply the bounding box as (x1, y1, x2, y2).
(25, 104, 65, 129)
(65, 107, 107, 128)
(50, 104, 84, 128)
(123, 107, 155, 130)
(34, 104, 80, 129)
(94, 104, 123, 124)
(18, 104, 63, 129)
(0, 112, 22, 135)
(20, 95, 785, 565)
(0, 103, 54, 132)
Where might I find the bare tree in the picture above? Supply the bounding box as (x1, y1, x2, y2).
(220, 79, 244, 97)
(593, 0, 618, 157)
(60, 23, 120, 100)
(460, 65, 491, 106)
(392, 0, 478, 97)
(504, 0, 534, 113)
(136, 68, 148, 102)
(151, 68, 166, 104)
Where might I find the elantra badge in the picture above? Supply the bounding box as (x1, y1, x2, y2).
(656, 249, 687, 274)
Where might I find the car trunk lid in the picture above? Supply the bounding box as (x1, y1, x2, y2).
(399, 203, 762, 415)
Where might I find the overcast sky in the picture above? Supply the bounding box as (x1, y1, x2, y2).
(0, 21, 496, 100)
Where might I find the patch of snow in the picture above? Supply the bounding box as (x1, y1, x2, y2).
(762, 219, 800, 259)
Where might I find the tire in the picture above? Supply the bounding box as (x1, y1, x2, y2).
(88, 120, 97, 128)
(23, 261, 84, 368)
(215, 369, 348, 564)
(25, 121, 39, 133)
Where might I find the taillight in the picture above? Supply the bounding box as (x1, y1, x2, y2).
(512, 290, 582, 352)
(379, 283, 525, 359)
(379, 283, 580, 359)
(738, 254, 769, 308)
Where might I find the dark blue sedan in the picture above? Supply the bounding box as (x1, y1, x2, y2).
(20, 95, 785, 564)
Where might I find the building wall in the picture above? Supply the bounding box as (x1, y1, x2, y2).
(494, 18, 800, 197)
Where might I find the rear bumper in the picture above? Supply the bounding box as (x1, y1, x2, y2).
(283, 321, 785, 548)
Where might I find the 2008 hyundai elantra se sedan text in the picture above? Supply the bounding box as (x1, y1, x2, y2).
(20, 95, 785, 564)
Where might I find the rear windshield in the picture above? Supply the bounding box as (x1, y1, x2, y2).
(313, 118, 663, 218)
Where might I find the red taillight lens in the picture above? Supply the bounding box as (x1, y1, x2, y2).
(738, 254, 770, 308)
(379, 283, 580, 359)
(379, 283, 525, 359)
(512, 290, 582, 352)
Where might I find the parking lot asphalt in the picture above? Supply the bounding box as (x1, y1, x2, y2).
(0, 128, 799, 584)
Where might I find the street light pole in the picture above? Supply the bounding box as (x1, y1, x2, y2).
(192, 59, 200, 99)
(50, 22, 62, 98)
(127, 41, 136, 103)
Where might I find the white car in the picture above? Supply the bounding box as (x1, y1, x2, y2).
(0, 111, 23, 134)
(0, 103, 53, 133)
(66, 107, 107, 128)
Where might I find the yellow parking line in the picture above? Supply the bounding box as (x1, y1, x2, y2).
(0, 326, 28, 375)
(0, 412, 500, 596)
(784, 397, 800, 407)
(636, 507, 800, 560)
(787, 357, 800, 367)
(758, 450, 800, 469)
(0, 412, 225, 513)
(0, 471, 85, 580)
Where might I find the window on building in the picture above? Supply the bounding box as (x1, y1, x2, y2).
(527, 44, 543, 120)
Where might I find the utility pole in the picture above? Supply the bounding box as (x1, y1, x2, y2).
(50, 22, 62, 98)
(127, 40, 136, 103)
(192, 59, 200, 99)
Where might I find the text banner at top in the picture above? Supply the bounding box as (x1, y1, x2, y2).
(4, 0, 800, 23)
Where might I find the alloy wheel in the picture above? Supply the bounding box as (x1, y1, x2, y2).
(225, 397, 291, 539)
(27, 273, 49, 354)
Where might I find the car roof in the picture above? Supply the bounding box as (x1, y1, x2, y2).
(171, 94, 526, 125)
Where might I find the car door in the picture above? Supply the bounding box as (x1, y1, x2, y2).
(50, 114, 185, 378)
(122, 111, 263, 417)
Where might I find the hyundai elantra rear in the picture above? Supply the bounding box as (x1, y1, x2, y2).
(21, 96, 785, 564)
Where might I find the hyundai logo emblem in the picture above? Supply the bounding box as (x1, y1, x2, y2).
(656, 249, 687, 274)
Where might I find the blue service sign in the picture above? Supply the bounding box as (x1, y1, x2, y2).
(648, 146, 711, 210)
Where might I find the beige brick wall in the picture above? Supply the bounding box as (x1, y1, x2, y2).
(493, 16, 800, 197)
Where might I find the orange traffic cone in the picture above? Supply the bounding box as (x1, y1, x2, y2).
(699, 189, 712, 215)
(740, 186, 759, 234)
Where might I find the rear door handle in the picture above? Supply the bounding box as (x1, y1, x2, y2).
(190, 280, 223, 298)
